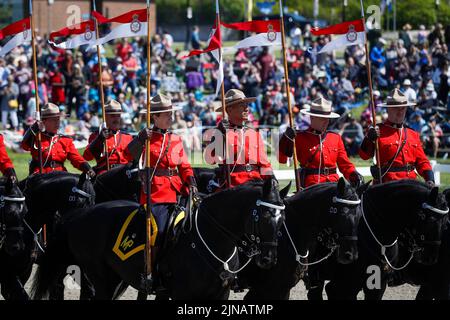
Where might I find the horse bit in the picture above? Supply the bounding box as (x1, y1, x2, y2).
(194, 199, 285, 274)
(284, 196, 361, 267)
(361, 195, 449, 271)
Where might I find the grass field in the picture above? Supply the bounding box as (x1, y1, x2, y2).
(8, 148, 449, 191)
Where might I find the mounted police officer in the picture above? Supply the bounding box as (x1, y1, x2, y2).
(0, 134, 17, 181)
(278, 97, 364, 188)
(21, 103, 95, 177)
(125, 94, 197, 283)
(83, 99, 133, 175)
(204, 89, 274, 189)
(359, 88, 435, 186)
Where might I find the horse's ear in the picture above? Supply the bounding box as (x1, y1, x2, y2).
(5, 176, 14, 193)
(444, 189, 450, 206)
(279, 181, 291, 199)
(337, 177, 347, 197)
(262, 177, 276, 196)
(77, 173, 87, 188)
(429, 187, 439, 205)
(357, 180, 371, 197)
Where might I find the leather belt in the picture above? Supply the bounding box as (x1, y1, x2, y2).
(228, 164, 260, 173)
(298, 167, 337, 175)
(30, 160, 65, 169)
(150, 167, 179, 177)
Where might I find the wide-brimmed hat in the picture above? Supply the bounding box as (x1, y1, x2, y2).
(377, 88, 416, 108)
(300, 97, 340, 119)
(215, 89, 256, 113)
(150, 93, 182, 114)
(104, 99, 123, 114)
(41, 103, 60, 119)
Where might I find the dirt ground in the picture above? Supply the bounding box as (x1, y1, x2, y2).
(5, 265, 419, 300)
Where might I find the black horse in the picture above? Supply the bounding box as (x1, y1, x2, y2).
(241, 178, 361, 300)
(0, 172, 96, 300)
(31, 178, 289, 300)
(0, 177, 28, 300)
(318, 180, 449, 300)
(382, 188, 450, 300)
(93, 162, 141, 203)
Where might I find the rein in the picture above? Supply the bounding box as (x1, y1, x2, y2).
(361, 194, 449, 271)
(284, 195, 360, 267)
(194, 199, 285, 274)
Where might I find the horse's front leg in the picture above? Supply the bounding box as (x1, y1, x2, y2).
(1, 276, 29, 301)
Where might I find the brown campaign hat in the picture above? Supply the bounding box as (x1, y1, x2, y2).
(104, 99, 123, 114)
(150, 93, 182, 114)
(215, 89, 256, 113)
(41, 103, 60, 118)
(377, 88, 416, 108)
(300, 97, 340, 119)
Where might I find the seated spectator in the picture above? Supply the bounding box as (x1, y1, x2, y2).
(340, 115, 364, 156)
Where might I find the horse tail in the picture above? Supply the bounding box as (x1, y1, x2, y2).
(31, 227, 73, 300)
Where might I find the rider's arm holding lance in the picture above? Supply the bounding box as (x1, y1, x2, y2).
(21, 119, 45, 152)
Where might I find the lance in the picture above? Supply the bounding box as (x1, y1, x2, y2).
(30, 0, 47, 245)
(216, 0, 231, 188)
(30, 0, 42, 175)
(279, 0, 301, 191)
(92, 0, 110, 171)
(359, 0, 382, 183)
(144, 0, 153, 291)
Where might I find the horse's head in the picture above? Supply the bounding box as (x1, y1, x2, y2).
(410, 187, 449, 266)
(250, 178, 287, 270)
(325, 178, 361, 264)
(0, 177, 27, 256)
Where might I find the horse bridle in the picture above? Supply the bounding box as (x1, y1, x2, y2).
(361, 194, 449, 271)
(0, 194, 26, 250)
(284, 195, 361, 267)
(194, 199, 285, 274)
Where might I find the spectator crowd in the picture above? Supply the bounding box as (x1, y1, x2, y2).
(0, 21, 449, 158)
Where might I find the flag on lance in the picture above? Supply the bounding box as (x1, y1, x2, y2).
(0, 17, 31, 57)
(311, 19, 365, 54)
(182, 19, 221, 61)
(93, 9, 148, 46)
(182, 20, 223, 96)
(48, 13, 107, 50)
(221, 19, 281, 50)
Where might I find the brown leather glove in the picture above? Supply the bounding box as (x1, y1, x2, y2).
(138, 128, 152, 145)
(81, 162, 96, 179)
(367, 126, 380, 142)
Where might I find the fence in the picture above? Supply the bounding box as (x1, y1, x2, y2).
(273, 161, 450, 186)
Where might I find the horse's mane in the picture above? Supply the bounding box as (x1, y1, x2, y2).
(24, 171, 79, 190)
(364, 179, 446, 219)
(366, 179, 430, 206)
(286, 182, 357, 209)
(370, 179, 430, 193)
(201, 180, 265, 208)
(96, 164, 128, 180)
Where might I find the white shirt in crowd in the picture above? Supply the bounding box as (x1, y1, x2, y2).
(403, 86, 417, 102)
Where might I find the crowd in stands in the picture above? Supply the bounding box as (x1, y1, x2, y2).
(0, 21, 449, 158)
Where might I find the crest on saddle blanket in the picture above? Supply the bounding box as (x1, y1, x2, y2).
(112, 205, 186, 261)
